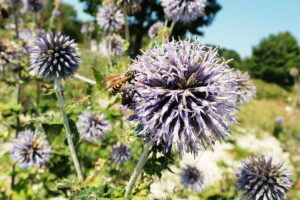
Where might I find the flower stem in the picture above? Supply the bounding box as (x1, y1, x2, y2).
(169, 21, 176, 37)
(125, 142, 152, 197)
(10, 2, 20, 199)
(122, 8, 130, 43)
(54, 78, 83, 181)
(48, 0, 60, 32)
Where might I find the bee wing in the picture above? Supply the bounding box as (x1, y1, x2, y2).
(112, 76, 132, 86)
(104, 73, 123, 89)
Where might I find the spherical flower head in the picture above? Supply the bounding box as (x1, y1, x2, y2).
(161, 0, 207, 23)
(29, 32, 80, 81)
(236, 155, 293, 200)
(23, 0, 43, 12)
(181, 165, 206, 193)
(99, 34, 125, 59)
(126, 39, 238, 155)
(11, 130, 51, 168)
(148, 21, 164, 39)
(112, 142, 131, 164)
(77, 111, 111, 143)
(81, 24, 88, 34)
(275, 116, 284, 124)
(233, 70, 256, 105)
(96, 5, 123, 32)
(289, 68, 299, 77)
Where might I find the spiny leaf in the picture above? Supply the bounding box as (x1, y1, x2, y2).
(65, 96, 90, 111)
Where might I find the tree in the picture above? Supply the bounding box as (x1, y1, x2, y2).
(41, 0, 83, 42)
(246, 32, 300, 87)
(79, 0, 221, 55)
(218, 48, 242, 70)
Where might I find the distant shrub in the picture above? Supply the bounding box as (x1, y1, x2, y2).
(253, 79, 289, 99)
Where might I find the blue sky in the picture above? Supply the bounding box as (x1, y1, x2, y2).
(62, 0, 300, 57)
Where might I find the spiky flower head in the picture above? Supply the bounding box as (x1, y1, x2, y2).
(81, 24, 88, 34)
(126, 39, 238, 155)
(289, 68, 299, 77)
(99, 34, 125, 58)
(23, 0, 43, 12)
(236, 155, 293, 200)
(233, 70, 256, 105)
(112, 142, 131, 164)
(29, 32, 80, 81)
(148, 21, 164, 39)
(275, 116, 284, 124)
(96, 5, 123, 32)
(11, 130, 51, 168)
(77, 111, 111, 143)
(161, 0, 207, 23)
(181, 165, 206, 193)
(104, 0, 143, 13)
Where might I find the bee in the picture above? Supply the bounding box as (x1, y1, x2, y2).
(105, 70, 137, 95)
(121, 88, 140, 106)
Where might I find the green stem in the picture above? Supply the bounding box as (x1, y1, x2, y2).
(48, 0, 60, 32)
(10, 2, 20, 198)
(125, 142, 152, 197)
(122, 8, 130, 43)
(169, 21, 176, 37)
(54, 78, 83, 181)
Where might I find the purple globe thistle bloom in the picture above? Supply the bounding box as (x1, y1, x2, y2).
(161, 0, 207, 23)
(275, 116, 284, 124)
(23, 0, 43, 12)
(233, 70, 256, 105)
(289, 68, 299, 77)
(181, 165, 206, 193)
(96, 5, 123, 32)
(99, 34, 125, 58)
(126, 39, 238, 155)
(11, 130, 51, 168)
(29, 32, 80, 81)
(112, 142, 131, 164)
(236, 155, 293, 200)
(148, 21, 164, 39)
(77, 111, 111, 143)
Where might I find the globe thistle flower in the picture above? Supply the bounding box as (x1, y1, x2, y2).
(81, 24, 88, 34)
(148, 21, 164, 39)
(88, 21, 95, 33)
(96, 5, 123, 32)
(29, 32, 80, 81)
(77, 111, 111, 143)
(236, 155, 293, 200)
(126, 39, 238, 155)
(11, 130, 51, 168)
(181, 165, 206, 193)
(23, 0, 43, 12)
(275, 116, 284, 124)
(107, 0, 143, 13)
(99, 34, 125, 58)
(161, 0, 207, 23)
(112, 142, 131, 164)
(233, 70, 256, 105)
(289, 68, 299, 77)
